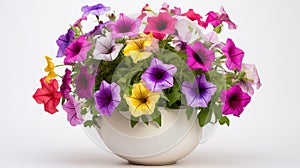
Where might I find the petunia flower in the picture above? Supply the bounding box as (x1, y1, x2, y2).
(124, 83, 160, 117)
(182, 75, 217, 107)
(144, 12, 177, 40)
(33, 77, 62, 114)
(75, 66, 95, 98)
(137, 4, 154, 20)
(206, 7, 237, 30)
(107, 13, 141, 39)
(81, 3, 110, 17)
(73, 16, 87, 29)
(222, 38, 244, 72)
(63, 95, 83, 126)
(93, 32, 123, 61)
(220, 85, 251, 117)
(181, 9, 207, 28)
(44, 56, 57, 82)
(237, 63, 262, 95)
(141, 58, 177, 92)
(123, 33, 153, 63)
(64, 36, 92, 65)
(56, 29, 75, 57)
(94, 81, 121, 116)
(186, 41, 215, 71)
(171, 6, 181, 16)
(60, 68, 72, 99)
(87, 21, 111, 37)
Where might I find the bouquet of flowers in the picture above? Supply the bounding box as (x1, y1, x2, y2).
(33, 2, 261, 128)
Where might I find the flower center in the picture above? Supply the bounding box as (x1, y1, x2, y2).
(119, 24, 131, 33)
(193, 51, 205, 65)
(156, 21, 167, 31)
(154, 68, 166, 80)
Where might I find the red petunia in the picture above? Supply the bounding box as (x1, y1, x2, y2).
(33, 77, 62, 114)
(182, 9, 207, 28)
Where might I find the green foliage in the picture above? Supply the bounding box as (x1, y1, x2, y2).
(185, 106, 194, 120)
(83, 120, 94, 128)
(151, 108, 162, 127)
(130, 115, 139, 128)
(219, 116, 230, 126)
(198, 102, 213, 127)
(141, 115, 149, 125)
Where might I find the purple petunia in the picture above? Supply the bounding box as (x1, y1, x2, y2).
(56, 29, 75, 57)
(94, 81, 121, 116)
(182, 75, 217, 107)
(141, 58, 177, 92)
(60, 68, 72, 99)
(81, 3, 110, 17)
(222, 38, 244, 72)
(186, 41, 215, 72)
(220, 85, 251, 117)
(62, 95, 83, 126)
(107, 13, 141, 39)
(75, 66, 95, 98)
(64, 36, 92, 65)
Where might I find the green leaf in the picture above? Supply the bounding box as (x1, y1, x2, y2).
(80, 108, 88, 115)
(214, 24, 223, 33)
(83, 120, 94, 128)
(141, 115, 149, 125)
(130, 115, 139, 128)
(198, 103, 213, 127)
(151, 108, 161, 127)
(185, 106, 194, 120)
(219, 116, 230, 126)
(166, 91, 181, 105)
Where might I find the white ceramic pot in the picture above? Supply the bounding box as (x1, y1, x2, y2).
(94, 107, 202, 165)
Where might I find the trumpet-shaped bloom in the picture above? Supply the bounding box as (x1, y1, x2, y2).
(206, 7, 237, 30)
(222, 38, 244, 72)
(141, 58, 177, 92)
(220, 85, 251, 117)
(81, 3, 110, 17)
(44, 56, 57, 82)
(64, 36, 92, 65)
(75, 66, 95, 98)
(124, 83, 160, 117)
(186, 41, 215, 71)
(56, 29, 74, 57)
(93, 33, 123, 61)
(94, 81, 121, 116)
(123, 34, 153, 63)
(237, 63, 262, 95)
(144, 12, 177, 40)
(182, 9, 207, 28)
(182, 75, 217, 107)
(33, 77, 62, 114)
(60, 68, 72, 99)
(107, 13, 141, 39)
(73, 16, 87, 29)
(63, 95, 83, 126)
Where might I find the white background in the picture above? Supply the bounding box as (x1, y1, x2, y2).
(1, 0, 299, 167)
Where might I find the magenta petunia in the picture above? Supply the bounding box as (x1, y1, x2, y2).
(220, 85, 251, 117)
(206, 7, 237, 30)
(107, 13, 141, 39)
(222, 38, 244, 72)
(62, 95, 83, 126)
(94, 81, 121, 116)
(141, 58, 177, 92)
(144, 12, 177, 40)
(186, 41, 215, 71)
(181, 9, 207, 28)
(64, 36, 91, 65)
(75, 66, 95, 98)
(56, 29, 75, 57)
(182, 74, 217, 107)
(81, 3, 110, 17)
(60, 68, 72, 99)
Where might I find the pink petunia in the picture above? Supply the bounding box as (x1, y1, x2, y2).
(64, 36, 92, 64)
(222, 38, 244, 72)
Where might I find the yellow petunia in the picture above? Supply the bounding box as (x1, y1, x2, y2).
(123, 33, 153, 63)
(124, 83, 160, 117)
(44, 56, 58, 82)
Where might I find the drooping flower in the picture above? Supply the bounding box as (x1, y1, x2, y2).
(222, 38, 244, 72)
(63, 95, 83, 126)
(237, 63, 262, 95)
(182, 75, 217, 107)
(94, 81, 121, 116)
(87, 21, 110, 37)
(144, 12, 177, 40)
(186, 41, 215, 71)
(206, 7, 237, 30)
(73, 16, 87, 29)
(64, 36, 92, 65)
(60, 68, 72, 99)
(220, 85, 251, 117)
(75, 66, 95, 98)
(182, 9, 207, 28)
(93, 32, 123, 61)
(44, 56, 57, 82)
(33, 77, 62, 114)
(56, 29, 75, 57)
(141, 58, 177, 92)
(137, 4, 153, 20)
(81, 3, 110, 17)
(124, 83, 160, 117)
(107, 13, 141, 39)
(123, 33, 153, 63)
